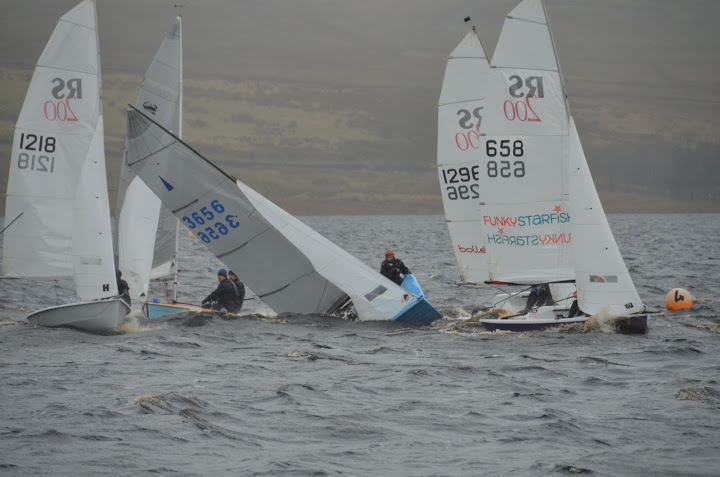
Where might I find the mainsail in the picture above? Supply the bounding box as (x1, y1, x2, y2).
(2, 0, 117, 300)
(116, 16, 183, 302)
(480, 0, 574, 285)
(125, 108, 436, 322)
(436, 27, 491, 283)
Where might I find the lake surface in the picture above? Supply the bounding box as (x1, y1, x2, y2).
(1, 214, 719, 476)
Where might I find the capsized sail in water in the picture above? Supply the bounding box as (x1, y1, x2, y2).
(1, 0, 129, 331)
(124, 107, 442, 325)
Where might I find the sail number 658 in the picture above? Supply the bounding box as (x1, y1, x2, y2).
(486, 139, 525, 178)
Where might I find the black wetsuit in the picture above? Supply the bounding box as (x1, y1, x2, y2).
(202, 278, 237, 311)
(230, 277, 245, 312)
(117, 278, 131, 306)
(525, 285, 552, 311)
(380, 258, 409, 285)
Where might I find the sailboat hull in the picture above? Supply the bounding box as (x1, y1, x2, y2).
(393, 298, 443, 326)
(391, 275, 443, 325)
(480, 315, 589, 332)
(481, 310, 650, 334)
(27, 297, 130, 332)
(143, 302, 209, 319)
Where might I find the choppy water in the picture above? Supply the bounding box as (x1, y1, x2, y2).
(1, 214, 719, 476)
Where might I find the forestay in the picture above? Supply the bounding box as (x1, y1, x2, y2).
(481, 0, 574, 284)
(437, 27, 491, 283)
(125, 108, 420, 321)
(2, 0, 117, 300)
(116, 16, 182, 302)
(568, 117, 643, 316)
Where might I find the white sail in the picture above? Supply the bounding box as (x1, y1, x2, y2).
(437, 27, 491, 283)
(116, 16, 182, 302)
(480, 0, 573, 284)
(73, 115, 118, 299)
(568, 117, 643, 316)
(3, 0, 117, 299)
(125, 108, 432, 322)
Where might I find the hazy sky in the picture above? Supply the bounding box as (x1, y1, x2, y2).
(3, 0, 718, 97)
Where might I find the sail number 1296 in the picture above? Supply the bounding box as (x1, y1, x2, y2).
(441, 166, 480, 200)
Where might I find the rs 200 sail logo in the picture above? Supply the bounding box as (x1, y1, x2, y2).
(45, 77, 82, 122)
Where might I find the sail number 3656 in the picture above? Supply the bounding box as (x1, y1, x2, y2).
(182, 199, 240, 243)
(486, 139, 525, 178)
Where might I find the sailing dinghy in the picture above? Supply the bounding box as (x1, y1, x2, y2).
(115, 15, 200, 319)
(478, 0, 649, 333)
(1, 0, 129, 331)
(124, 107, 442, 325)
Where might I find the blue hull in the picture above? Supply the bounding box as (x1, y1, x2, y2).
(392, 275, 443, 325)
(144, 303, 205, 319)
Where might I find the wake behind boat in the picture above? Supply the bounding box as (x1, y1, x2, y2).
(1, 0, 129, 332)
(124, 107, 442, 325)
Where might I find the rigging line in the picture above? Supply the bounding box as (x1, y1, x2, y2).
(0, 212, 23, 236)
(489, 284, 533, 307)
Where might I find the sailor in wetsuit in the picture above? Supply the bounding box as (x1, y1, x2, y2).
(380, 249, 410, 285)
(520, 284, 552, 314)
(202, 268, 237, 312)
(116, 269, 131, 305)
(228, 270, 245, 312)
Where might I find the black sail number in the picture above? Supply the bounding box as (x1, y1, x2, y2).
(485, 139, 525, 178)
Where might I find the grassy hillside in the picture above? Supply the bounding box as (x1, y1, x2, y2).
(1, 66, 718, 215)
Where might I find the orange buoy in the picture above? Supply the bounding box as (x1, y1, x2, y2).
(665, 288, 692, 310)
(189, 232, 196, 238)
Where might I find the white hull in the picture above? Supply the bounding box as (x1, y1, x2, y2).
(27, 297, 131, 332)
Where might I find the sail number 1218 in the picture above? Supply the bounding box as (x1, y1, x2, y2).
(17, 133, 56, 173)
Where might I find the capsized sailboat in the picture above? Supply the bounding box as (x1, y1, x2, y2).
(124, 107, 442, 325)
(478, 0, 649, 333)
(115, 15, 194, 319)
(1, 0, 129, 331)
